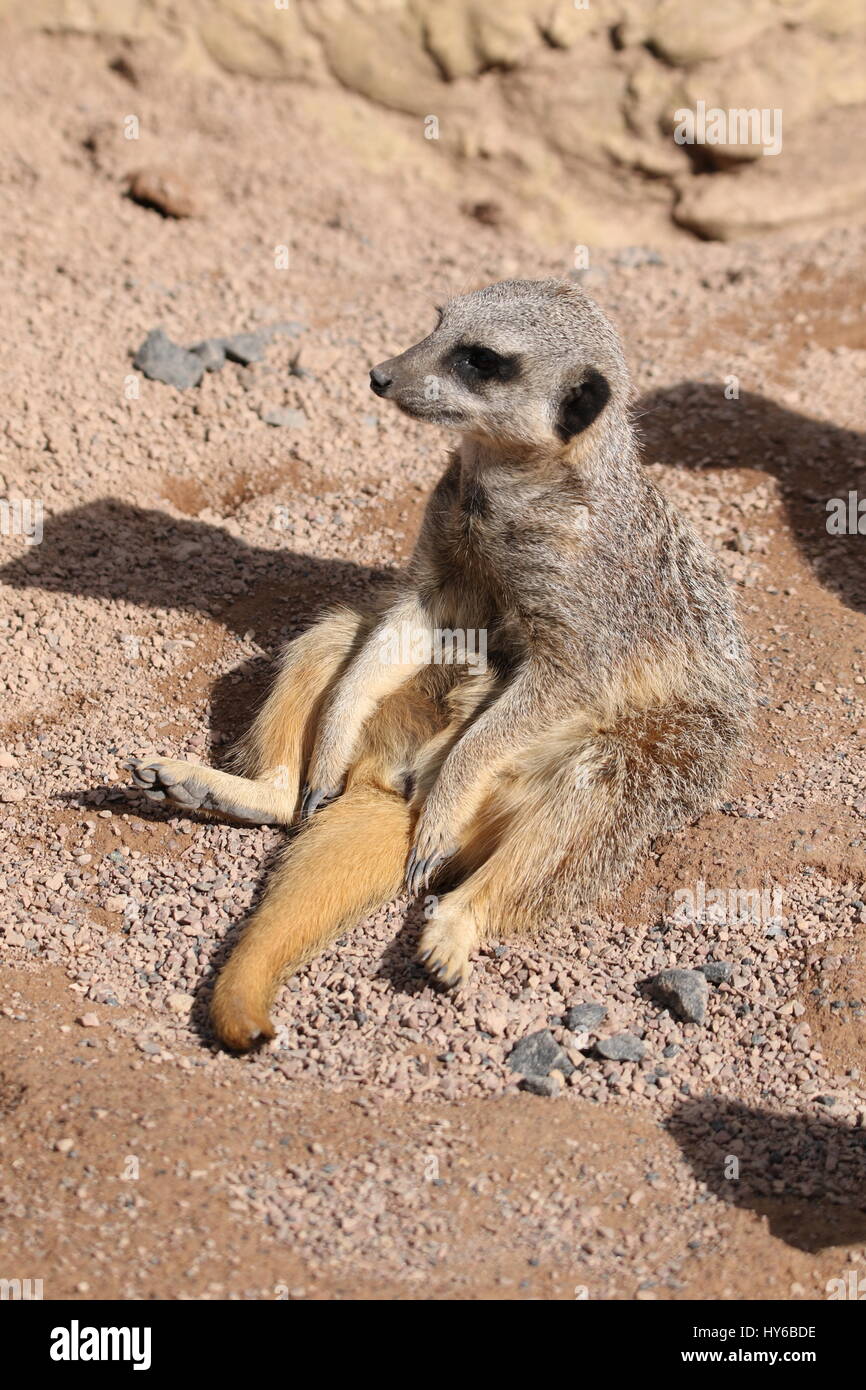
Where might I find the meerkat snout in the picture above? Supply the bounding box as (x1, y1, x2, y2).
(367, 277, 628, 448)
(369, 365, 392, 396)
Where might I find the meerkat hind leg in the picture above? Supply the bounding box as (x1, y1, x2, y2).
(417, 725, 653, 989)
(128, 607, 371, 825)
(210, 674, 448, 1049)
(128, 757, 296, 825)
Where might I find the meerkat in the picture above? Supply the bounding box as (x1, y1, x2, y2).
(128, 278, 753, 1051)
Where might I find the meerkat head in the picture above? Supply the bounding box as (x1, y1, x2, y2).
(369, 278, 630, 451)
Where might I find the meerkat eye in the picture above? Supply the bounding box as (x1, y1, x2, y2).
(449, 344, 519, 385)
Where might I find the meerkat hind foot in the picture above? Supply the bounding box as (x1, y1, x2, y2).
(127, 756, 280, 825)
(417, 906, 478, 990)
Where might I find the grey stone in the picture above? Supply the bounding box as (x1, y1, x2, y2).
(508, 1029, 574, 1078)
(596, 1032, 646, 1063)
(648, 968, 709, 1023)
(698, 961, 733, 985)
(259, 406, 307, 429)
(565, 1001, 607, 1032)
(190, 338, 227, 372)
(132, 329, 204, 390)
(222, 331, 270, 365)
(520, 1074, 563, 1097)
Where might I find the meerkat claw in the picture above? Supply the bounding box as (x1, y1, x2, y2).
(126, 758, 155, 783)
(416, 915, 474, 989)
(406, 848, 451, 895)
(300, 785, 340, 819)
(405, 846, 418, 889)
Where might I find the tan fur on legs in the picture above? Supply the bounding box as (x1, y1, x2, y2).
(228, 606, 372, 800)
(418, 698, 737, 988)
(129, 608, 372, 825)
(210, 784, 412, 1050)
(211, 674, 453, 1050)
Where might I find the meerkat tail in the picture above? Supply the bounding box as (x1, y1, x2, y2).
(210, 785, 412, 1051)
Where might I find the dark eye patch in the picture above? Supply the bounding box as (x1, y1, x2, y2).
(447, 343, 520, 386)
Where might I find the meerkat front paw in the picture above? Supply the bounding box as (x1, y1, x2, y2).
(417, 908, 476, 989)
(406, 816, 458, 894)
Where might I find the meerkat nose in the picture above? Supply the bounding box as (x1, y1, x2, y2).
(370, 366, 393, 396)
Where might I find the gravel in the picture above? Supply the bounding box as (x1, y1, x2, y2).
(260, 406, 308, 429)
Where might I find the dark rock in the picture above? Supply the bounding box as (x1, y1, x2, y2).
(132, 329, 204, 390)
(648, 968, 709, 1023)
(464, 200, 504, 227)
(508, 1029, 574, 1078)
(698, 961, 733, 985)
(190, 339, 227, 373)
(596, 1032, 646, 1062)
(564, 1001, 607, 1032)
(222, 331, 270, 365)
(520, 1073, 563, 1097)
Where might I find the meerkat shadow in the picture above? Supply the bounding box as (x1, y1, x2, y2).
(667, 1096, 866, 1253)
(637, 384, 866, 616)
(374, 898, 447, 996)
(0, 498, 394, 749)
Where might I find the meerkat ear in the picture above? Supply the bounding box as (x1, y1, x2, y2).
(555, 368, 611, 441)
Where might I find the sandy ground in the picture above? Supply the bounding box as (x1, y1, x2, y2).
(1, 34, 866, 1300)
